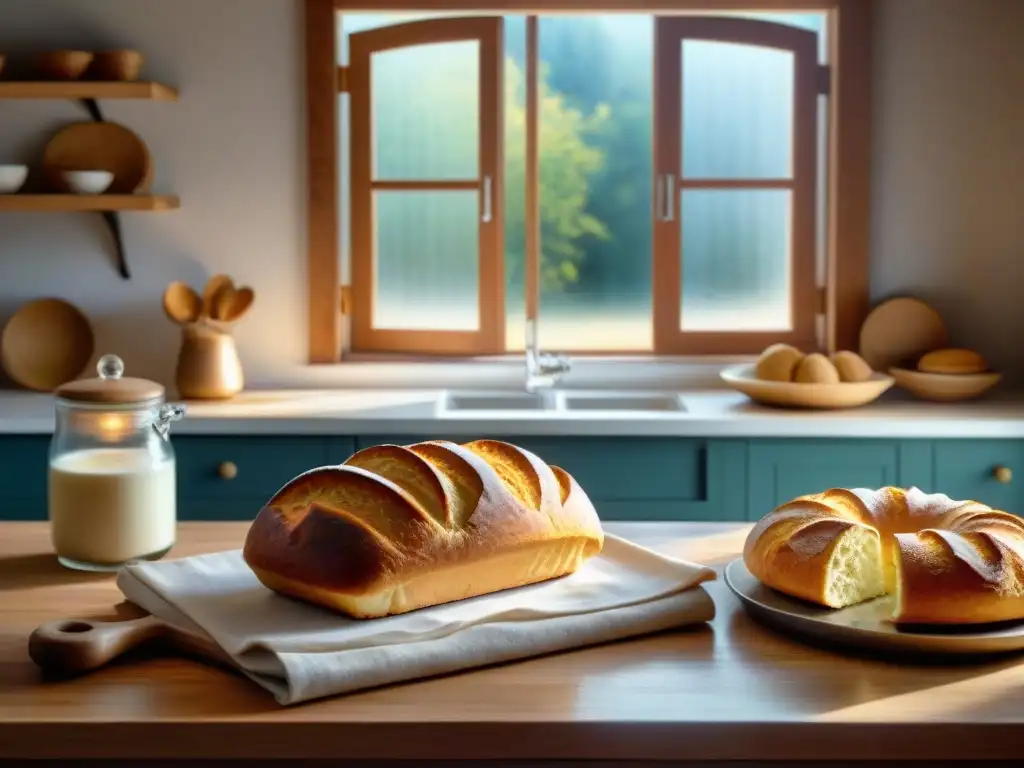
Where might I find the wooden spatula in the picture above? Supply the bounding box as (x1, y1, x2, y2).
(28, 614, 227, 676)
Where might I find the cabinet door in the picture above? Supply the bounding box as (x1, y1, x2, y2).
(174, 437, 331, 503)
(748, 440, 900, 519)
(934, 441, 1024, 514)
(0, 436, 51, 519)
(326, 437, 357, 465)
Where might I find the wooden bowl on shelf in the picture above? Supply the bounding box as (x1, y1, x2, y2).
(42, 121, 153, 194)
(720, 364, 895, 410)
(36, 50, 94, 80)
(88, 50, 144, 82)
(889, 368, 1001, 402)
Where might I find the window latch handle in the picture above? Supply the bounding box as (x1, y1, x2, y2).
(481, 176, 492, 224)
(663, 173, 675, 222)
(655, 174, 664, 222)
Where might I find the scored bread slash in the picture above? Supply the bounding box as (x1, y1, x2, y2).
(242, 439, 604, 619)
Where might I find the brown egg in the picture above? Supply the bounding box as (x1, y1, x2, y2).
(831, 350, 874, 383)
(793, 353, 841, 384)
(755, 343, 805, 382)
(917, 348, 987, 375)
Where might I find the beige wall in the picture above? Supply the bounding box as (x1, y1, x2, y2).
(0, 0, 305, 388)
(0, 0, 1021, 389)
(870, 0, 1024, 380)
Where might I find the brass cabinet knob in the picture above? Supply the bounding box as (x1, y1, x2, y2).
(218, 461, 238, 481)
(993, 465, 1013, 484)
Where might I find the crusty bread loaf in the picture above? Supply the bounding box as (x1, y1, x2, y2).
(744, 487, 1024, 624)
(242, 439, 604, 618)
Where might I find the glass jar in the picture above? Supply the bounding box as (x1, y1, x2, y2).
(48, 354, 186, 571)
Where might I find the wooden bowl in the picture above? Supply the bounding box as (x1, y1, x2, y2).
(889, 367, 1001, 402)
(1, 298, 94, 392)
(88, 50, 144, 82)
(37, 50, 94, 81)
(42, 121, 153, 194)
(720, 364, 895, 410)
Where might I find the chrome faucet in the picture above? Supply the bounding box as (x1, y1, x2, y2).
(525, 317, 571, 392)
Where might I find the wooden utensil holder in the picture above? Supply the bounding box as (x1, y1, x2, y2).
(175, 323, 243, 400)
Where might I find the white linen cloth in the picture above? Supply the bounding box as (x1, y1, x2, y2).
(116, 533, 716, 705)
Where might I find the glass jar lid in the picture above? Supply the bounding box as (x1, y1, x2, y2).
(55, 354, 165, 406)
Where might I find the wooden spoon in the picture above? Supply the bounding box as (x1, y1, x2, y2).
(213, 285, 235, 321)
(162, 281, 202, 325)
(201, 274, 234, 321)
(221, 286, 254, 323)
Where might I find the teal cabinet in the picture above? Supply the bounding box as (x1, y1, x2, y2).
(175, 437, 332, 501)
(934, 441, 1024, 513)
(173, 436, 338, 520)
(0, 432, 1019, 522)
(746, 439, 935, 519)
(0, 436, 51, 521)
(326, 437, 358, 464)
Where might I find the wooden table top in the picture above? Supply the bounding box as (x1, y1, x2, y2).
(2, 521, 1024, 762)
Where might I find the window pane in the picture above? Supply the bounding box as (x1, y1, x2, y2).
(680, 189, 791, 331)
(682, 40, 794, 180)
(373, 191, 479, 331)
(506, 15, 654, 351)
(372, 41, 479, 180)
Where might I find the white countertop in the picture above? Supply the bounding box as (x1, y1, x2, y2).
(3, 387, 1024, 438)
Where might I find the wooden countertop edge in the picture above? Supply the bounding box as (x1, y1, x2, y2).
(2, 722, 1022, 761)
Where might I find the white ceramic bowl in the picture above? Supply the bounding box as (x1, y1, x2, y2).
(61, 170, 115, 195)
(0, 165, 29, 194)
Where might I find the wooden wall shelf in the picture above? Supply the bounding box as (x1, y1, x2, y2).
(0, 195, 179, 212)
(0, 75, 180, 279)
(0, 81, 178, 101)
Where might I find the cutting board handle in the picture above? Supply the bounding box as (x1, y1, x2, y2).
(29, 615, 171, 675)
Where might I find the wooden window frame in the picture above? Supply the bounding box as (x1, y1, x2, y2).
(308, 0, 871, 363)
(652, 16, 819, 355)
(348, 17, 505, 355)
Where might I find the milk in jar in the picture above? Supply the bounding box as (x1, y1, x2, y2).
(48, 355, 186, 571)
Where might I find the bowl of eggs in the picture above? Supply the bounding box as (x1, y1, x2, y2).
(720, 344, 895, 409)
(890, 348, 1000, 402)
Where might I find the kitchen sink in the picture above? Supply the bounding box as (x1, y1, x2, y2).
(440, 390, 686, 414)
(441, 391, 555, 412)
(559, 392, 686, 412)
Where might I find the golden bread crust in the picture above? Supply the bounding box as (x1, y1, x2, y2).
(744, 486, 1024, 624)
(242, 439, 604, 617)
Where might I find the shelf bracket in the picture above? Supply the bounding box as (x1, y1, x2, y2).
(79, 97, 130, 279)
(99, 211, 130, 280)
(79, 97, 106, 123)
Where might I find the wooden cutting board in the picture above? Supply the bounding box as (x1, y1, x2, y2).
(42, 121, 153, 194)
(28, 612, 231, 676)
